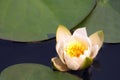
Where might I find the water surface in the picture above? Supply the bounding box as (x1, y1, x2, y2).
(0, 39, 119, 80)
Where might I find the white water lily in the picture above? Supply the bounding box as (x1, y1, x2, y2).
(51, 25, 104, 71)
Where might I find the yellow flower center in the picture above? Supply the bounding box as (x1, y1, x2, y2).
(66, 41, 88, 57)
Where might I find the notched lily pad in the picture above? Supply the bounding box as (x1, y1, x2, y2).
(0, 63, 82, 80)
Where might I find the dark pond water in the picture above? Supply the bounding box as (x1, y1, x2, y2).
(0, 39, 120, 80)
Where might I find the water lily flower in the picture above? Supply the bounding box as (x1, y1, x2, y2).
(51, 25, 104, 71)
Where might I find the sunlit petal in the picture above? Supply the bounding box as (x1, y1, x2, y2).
(56, 25, 71, 42)
(51, 57, 69, 71)
(73, 27, 88, 38)
(89, 30, 104, 50)
(64, 36, 91, 51)
(84, 49, 91, 57)
(56, 41, 65, 64)
(64, 53, 86, 70)
(90, 45, 99, 59)
(77, 36, 92, 53)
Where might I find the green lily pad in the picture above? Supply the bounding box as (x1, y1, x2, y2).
(77, 0, 120, 43)
(0, 0, 96, 42)
(0, 63, 82, 80)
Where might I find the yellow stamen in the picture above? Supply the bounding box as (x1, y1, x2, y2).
(66, 40, 88, 57)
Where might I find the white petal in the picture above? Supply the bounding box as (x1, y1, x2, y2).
(90, 45, 99, 59)
(89, 30, 104, 50)
(64, 35, 92, 49)
(56, 41, 65, 64)
(70, 35, 92, 54)
(84, 49, 91, 57)
(72, 28, 92, 53)
(73, 27, 88, 38)
(56, 25, 71, 42)
(51, 57, 69, 71)
(63, 36, 92, 69)
(64, 53, 86, 70)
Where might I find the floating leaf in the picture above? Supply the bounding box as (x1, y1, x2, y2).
(0, 63, 82, 80)
(77, 0, 120, 43)
(0, 0, 96, 42)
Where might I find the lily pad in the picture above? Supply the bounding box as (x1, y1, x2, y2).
(0, 63, 82, 80)
(77, 0, 120, 43)
(0, 0, 96, 42)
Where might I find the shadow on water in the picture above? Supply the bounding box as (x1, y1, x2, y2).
(0, 39, 120, 80)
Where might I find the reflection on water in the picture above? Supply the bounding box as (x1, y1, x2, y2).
(0, 39, 120, 80)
